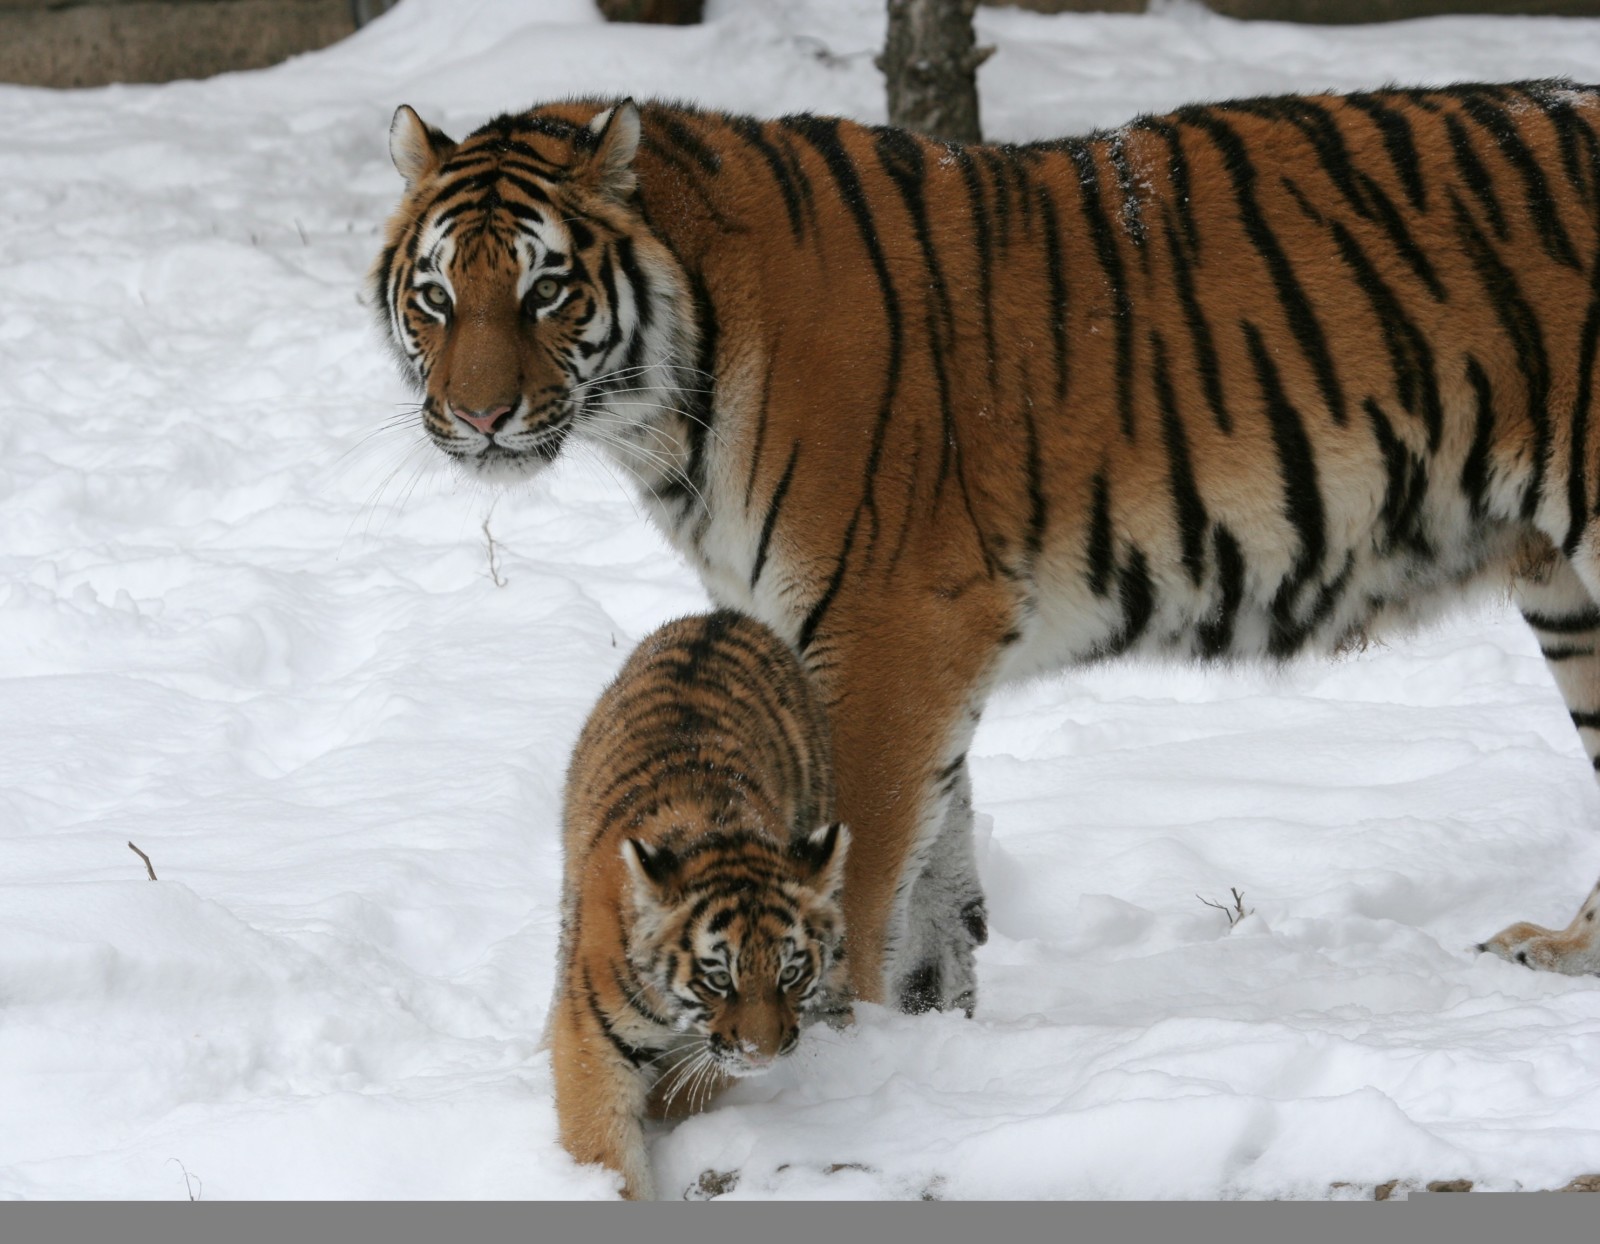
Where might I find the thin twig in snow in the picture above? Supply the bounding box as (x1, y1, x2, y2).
(1198, 886, 1251, 927)
(483, 512, 507, 588)
(128, 841, 157, 881)
(167, 1157, 201, 1201)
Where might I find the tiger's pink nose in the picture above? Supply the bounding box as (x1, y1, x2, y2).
(452, 403, 514, 435)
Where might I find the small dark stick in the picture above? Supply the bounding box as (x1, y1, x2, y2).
(1198, 886, 1251, 927)
(483, 515, 507, 587)
(128, 841, 157, 881)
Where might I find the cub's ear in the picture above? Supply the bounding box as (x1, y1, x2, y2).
(578, 99, 641, 203)
(389, 104, 457, 187)
(622, 838, 677, 890)
(792, 822, 849, 891)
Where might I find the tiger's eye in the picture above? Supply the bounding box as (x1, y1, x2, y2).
(420, 283, 450, 310)
(705, 969, 732, 992)
(533, 277, 561, 303)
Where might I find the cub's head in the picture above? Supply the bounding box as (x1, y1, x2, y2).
(370, 99, 694, 482)
(623, 823, 849, 1077)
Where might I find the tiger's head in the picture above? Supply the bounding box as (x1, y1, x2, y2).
(622, 823, 849, 1076)
(371, 99, 696, 483)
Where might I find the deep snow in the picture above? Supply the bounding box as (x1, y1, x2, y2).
(3, 0, 1600, 1201)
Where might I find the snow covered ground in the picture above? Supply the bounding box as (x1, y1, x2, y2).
(4, 0, 1600, 1201)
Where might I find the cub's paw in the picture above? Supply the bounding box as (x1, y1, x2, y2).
(684, 1169, 739, 1200)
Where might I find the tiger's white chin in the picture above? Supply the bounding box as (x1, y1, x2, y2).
(449, 446, 562, 486)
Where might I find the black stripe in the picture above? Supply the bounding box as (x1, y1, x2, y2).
(1180, 108, 1347, 426)
(1225, 96, 1373, 222)
(1532, 86, 1600, 208)
(1459, 356, 1496, 520)
(1035, 182, 1070, 403)
(1445, 113, 1508, 240)
(1151, 330, 1208, 585)
(1542, 645, 1595, 661)
(1242, 320, 1326, 656)
(1303, 550, 1357, 637)
(1450, 190, 1550, 520)
(1107, 131, 1147, 251)
(612, 962, 673, 1027)
(1571, 710, 1600, 730)
(1522, 606, 1600, 633)
(1105, 547, 1154, 656)
(1344, 92, 1427, 212)
(1065, 139, 1135, 438)
(1162, 213, 1230, 433)
(750, 441, 800, 589)
(1197, 526, 1245, 660)
(1455, 88, 1581, 270)
(1363, 398, 1430, 557)
(785, 115, 903, 611)
(772, 129, 820, 234)
(954, 146, 1000, 392)
(1567, 255, 1600, 554)
(1087, 471, 1114, 597)
(977, 148, 1014, 251)
(1351, 170, 1446, 302)
(798, 511, 858, 656)
(743, 351, 775, 510)
(1321, 212, 1442, 451)
(656, 113, 723, 176)
(614, 237, 654, 334)
(637, 133, 736, 229)
(1131, 117, 1199, 254)
(874, 128, 956, 350)
(1020, 362, 1048, 568)
(730, 116, 807, 240)
(584, 966, 651, 1068)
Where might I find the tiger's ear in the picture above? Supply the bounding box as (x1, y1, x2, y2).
(578, 99, 641, 203)
(389, 104, 456, 187)
(622, 838, 678, 894)
(792, 822, 849, 893)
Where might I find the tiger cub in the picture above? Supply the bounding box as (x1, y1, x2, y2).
(549, 609, 848, 1200)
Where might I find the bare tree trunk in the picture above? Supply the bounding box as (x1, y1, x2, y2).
(878, 0, 993, 144)
(595, 0, 704, 24)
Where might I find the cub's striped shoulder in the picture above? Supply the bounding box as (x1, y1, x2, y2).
(548, 610, 847, 1200)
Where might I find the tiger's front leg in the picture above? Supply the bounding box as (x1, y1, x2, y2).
(896, 758, 987, 1015)
(809, 583, 1010, 1011)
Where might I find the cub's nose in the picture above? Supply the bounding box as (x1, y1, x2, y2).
(451, 403, 514, 435)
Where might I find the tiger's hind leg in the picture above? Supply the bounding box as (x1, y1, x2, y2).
(895, 757, 988, 1016)
(1479, 553, 1600, 974)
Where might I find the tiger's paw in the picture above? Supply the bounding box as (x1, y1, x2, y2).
(894, 895, 986, 1017)
(1478, 879, 1600, 975)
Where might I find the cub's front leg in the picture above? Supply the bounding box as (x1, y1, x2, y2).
(548, 992, 654, 1200)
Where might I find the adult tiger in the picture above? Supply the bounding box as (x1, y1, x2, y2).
(373, 82, 1600, 1013)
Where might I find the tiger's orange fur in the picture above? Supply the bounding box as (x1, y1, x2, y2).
(375, 83, 1600, 1014)
(549, 610, 847, 1199)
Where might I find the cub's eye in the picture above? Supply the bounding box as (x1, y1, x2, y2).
(704, 969, 732, 993)
(779, 964, 805, 989)
(418, 283, 451, 311)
